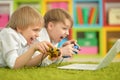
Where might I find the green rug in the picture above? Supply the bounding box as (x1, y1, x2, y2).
(0, 62, 120, 80)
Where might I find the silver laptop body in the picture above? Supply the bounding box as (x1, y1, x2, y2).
(58, 39, 120, 70)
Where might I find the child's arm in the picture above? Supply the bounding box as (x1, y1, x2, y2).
(13, 41, 53, 69)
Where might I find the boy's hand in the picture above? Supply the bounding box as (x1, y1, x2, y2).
(62, 39, 77, 47)
(34, 41, 54, 54)
(60, 40, 81, 58)
(62, 39, 80, 52)
(60, 44, 74, 57)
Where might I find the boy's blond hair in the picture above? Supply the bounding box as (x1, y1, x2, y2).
(7, 6, 44, 30)
(44, 8, 73, 28)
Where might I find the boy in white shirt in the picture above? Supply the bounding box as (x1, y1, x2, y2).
(38, 8, 80, 65)
(0, 6, 54, 69)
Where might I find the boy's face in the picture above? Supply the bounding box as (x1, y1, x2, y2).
(48, 19, 71, 43)
(17, 25, 42, 45)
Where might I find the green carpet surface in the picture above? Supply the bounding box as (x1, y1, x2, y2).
(0, 62, 120, 80)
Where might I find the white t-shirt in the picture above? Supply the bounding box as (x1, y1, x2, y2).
(0, 27, 52, 68)
(0, 27, 29, 68)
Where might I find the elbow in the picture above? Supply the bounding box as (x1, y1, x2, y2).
(12, 65, 22, 69)
(12, 63, 25, 69)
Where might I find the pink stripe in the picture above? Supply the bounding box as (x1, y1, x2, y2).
(51, 2, 59, 8)
(0, 14, 9, 28)
(78, 46, 98, 54)
(59, 2, 68, 10)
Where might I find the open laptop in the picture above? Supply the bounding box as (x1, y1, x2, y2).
(58, 39, 120, 70)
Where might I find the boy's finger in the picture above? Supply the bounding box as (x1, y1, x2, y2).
(70, 39, 77, 44)
(45, 41, 54, 48)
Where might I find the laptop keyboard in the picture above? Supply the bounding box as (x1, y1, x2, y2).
(58, 63, 98, 70)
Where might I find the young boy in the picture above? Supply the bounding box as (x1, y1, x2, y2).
(0, 6, 54, 69)
(38, 8, 80, 65)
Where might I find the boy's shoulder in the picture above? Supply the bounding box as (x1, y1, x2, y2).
(0, 28, 16, 35)
(0, 27, 19, 39)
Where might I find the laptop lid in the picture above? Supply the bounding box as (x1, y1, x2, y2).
(96, 39, 120, 69)
(58, 39, 120, 70)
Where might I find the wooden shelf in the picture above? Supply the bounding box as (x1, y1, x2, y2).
(103, 27, 120, 58)
(0, 0, 13, 29)
(73, 0, 103, 27)
(41, 0, 72, 16)
(103, 0, 120, 26)
(73, 27, 102, 56)
(105, 0, 120, 2)
(14, 0, 42, 12)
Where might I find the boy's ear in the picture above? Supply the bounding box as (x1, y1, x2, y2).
(48, 22, 54, 30)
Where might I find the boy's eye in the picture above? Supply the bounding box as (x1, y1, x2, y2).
(34, 29, 38, 31)
(33, 29, 40, 32)
(63, 28, 67, 30)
